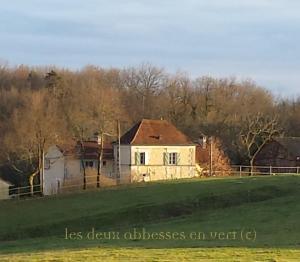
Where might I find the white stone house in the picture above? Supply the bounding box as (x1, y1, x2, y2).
(113, 119, 197, 183)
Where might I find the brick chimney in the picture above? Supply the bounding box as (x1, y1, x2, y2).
(198, 135, 207, 149)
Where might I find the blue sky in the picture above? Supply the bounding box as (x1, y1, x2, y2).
(0, 0, 300, 97)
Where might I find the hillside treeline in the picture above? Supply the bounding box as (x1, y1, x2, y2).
(0, 63, 299, 183)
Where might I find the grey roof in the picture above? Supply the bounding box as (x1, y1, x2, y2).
(274, 137, 300, 157)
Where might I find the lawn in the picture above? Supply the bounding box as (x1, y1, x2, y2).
(0, 175, 300, 261)
(1, 247, 300, 262)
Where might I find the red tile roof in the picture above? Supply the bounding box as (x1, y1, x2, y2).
(58, 141, 113, 160)
(120, 119, 194, 145)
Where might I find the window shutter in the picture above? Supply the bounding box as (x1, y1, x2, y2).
(177, 153, 181, 165)
(164, 152, 169, 165)
(135, 152, 140, 165)
(145, 152, 149, 165)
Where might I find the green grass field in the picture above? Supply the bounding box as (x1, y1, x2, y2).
(1, 175, 300, 261)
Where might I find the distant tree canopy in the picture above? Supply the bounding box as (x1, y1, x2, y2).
(0, 63, 299, 184)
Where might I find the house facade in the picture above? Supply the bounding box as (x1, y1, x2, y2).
(113, 119, 197, 183)
(43, 119, 198, 195)
(43, 139, 115, 195)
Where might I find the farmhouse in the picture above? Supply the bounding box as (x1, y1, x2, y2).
(113, 119, 196, 183)
(43, 119, 197, 195)
(43, 139, 114, 195)
(253, 137, 300, 172)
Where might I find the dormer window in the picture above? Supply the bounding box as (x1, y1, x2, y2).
(150, 135, 162, 140)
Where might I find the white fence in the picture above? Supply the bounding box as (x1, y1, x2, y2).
(0, 165, 299, 200)
(230, 165, 300, 177)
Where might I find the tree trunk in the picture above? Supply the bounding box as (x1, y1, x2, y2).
(250, 139, 271, 176)
(79, 141, 86, 190)
(82, 159, 86, 190)
(38, 146, 45, 194)
(29, 170, 39, 196)
(97, 133, 104, 188)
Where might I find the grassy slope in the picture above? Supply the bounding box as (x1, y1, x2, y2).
(0, 175, 300, 261)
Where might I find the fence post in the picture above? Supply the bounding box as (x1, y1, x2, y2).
(297, 167, 299, 174)
(270, 166, 272, 176)
(239, 166, 242, 178)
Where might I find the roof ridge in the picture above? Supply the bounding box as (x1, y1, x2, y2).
(145, 118, 168, 122)
(119, 118, 194, 145)
(273, 137, 300, 157)
(130, 120, 144, 144)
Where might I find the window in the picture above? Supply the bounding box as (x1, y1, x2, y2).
(85, 161, 94, 168)
(135, 152, 146, 165)
(168, 152, 177, 165)
(164, 152, 180, 165)
(44, 159, 50, 169)
(140, 152, 146, 165)
(64, 167, 69, 179)
(116, 147, 119, 161)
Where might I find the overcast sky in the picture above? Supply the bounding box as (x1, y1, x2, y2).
(1, 0, 299, 97)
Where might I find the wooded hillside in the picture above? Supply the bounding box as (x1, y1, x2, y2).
(0, 63, 299, 184)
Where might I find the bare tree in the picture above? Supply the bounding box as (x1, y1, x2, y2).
(239, 113, 281, 174)
(122, 63, 165, 118)
(193, 76, 216, 119)
(163, 74, 193, 127)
